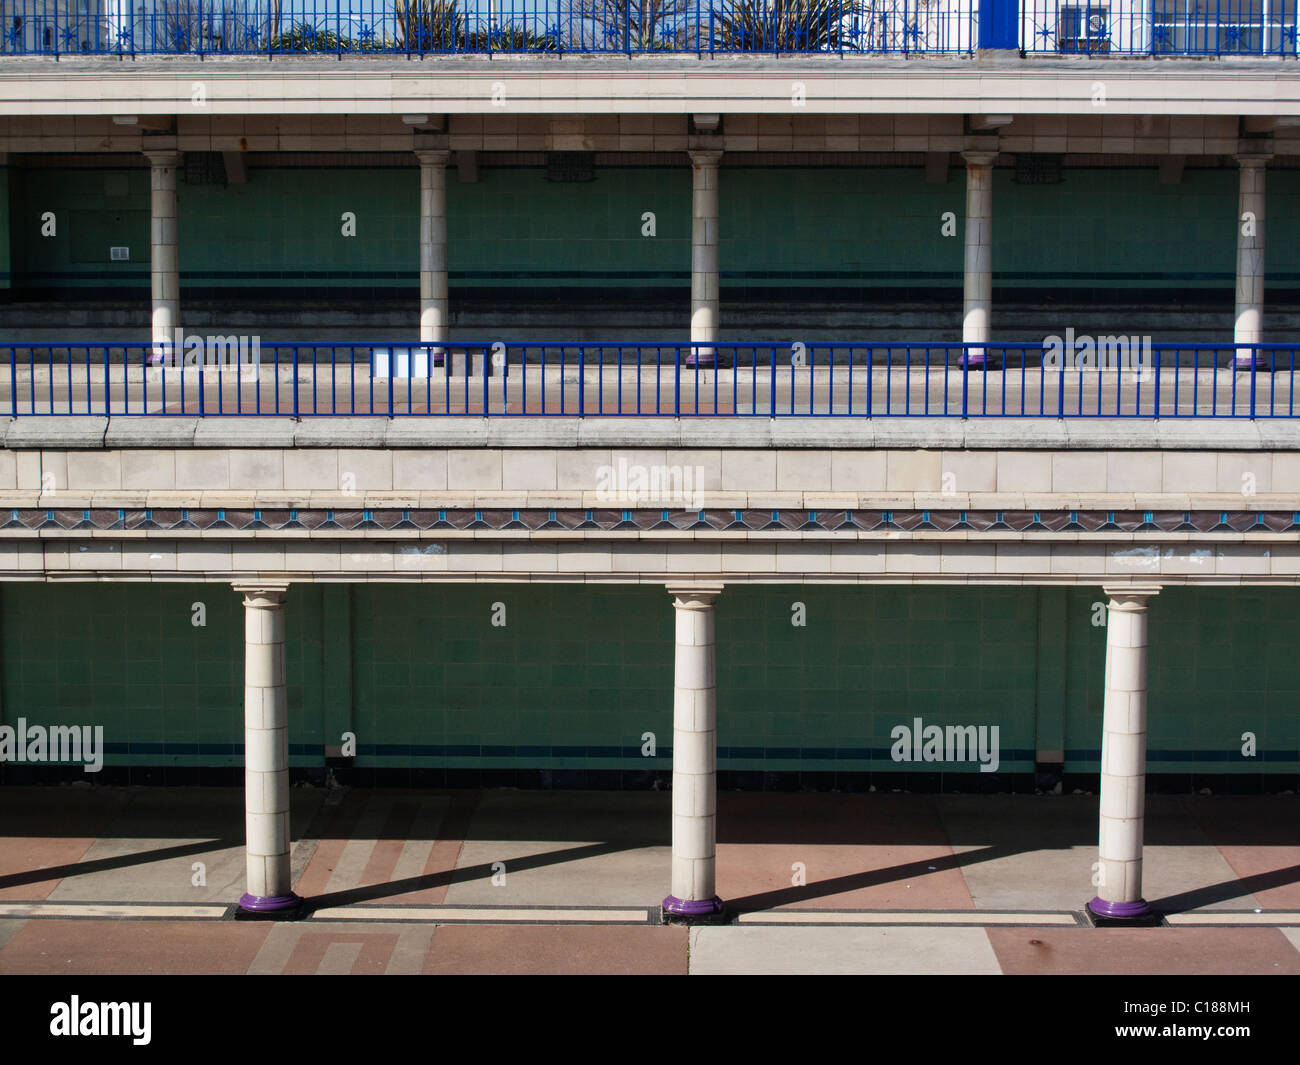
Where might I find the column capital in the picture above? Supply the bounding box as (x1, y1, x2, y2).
(688, 149, 724, 168)
(1102, 584, 1161, 609)
(233, 580, 290, 606)
(1235, 151, 1272, 169)
(667, 582, 723, 608)
(961, 149, 999, 167)
(415, 149, 452, 168)
(143, 150, 181, 168)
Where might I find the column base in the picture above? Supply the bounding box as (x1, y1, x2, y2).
(662, 895, 727, 925)
(960, 352, 987, 368)
(1085, 896, 1161, 927)
(1232, 353, 1269, 371)
(684, 352, 717, 368)
(235, 892, 304, 921)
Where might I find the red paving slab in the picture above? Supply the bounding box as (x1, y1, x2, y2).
(987, 927, 1300, 975)
(1187, 797, 1300, 909)
(293, 795, 370, 898)
(294, 792, 474, 905)
(357, 802, 418, 889)
(716, 793, 974, 911)
(0, 837, 99, 901)
(393, 793, 475, 905)
(282, 932, 402, 975)
(0, 920, 272, 975)
(422, 924, 688, 975)
(0, 790, 134, 901)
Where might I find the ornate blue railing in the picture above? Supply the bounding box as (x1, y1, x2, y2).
(0, 341, 1295, 418)
(1, 0, 1295, 56)
(0, 0, 974, 55)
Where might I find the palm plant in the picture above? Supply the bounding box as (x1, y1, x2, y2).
(709, 0, 859, 51)
(395, 0, 463, 52)
(463, 24, 562, 51)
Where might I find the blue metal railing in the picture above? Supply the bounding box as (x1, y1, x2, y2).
(3, 0, 1297, 57)
(1022, 0, 1300, 55)
(0, 0, 975, 55)
(0, 340, 1295, 417)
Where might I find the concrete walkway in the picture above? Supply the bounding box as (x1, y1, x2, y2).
(1, 786, 1298, 974)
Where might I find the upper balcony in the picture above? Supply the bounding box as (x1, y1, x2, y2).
(1, 0, 1297, 60)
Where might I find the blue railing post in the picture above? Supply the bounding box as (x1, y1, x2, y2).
(961, 348, 969, 418)
(1249, 347, 1258, 418)
(292, 346, 300, 418)
(978, 0, 1019, 50)
(1153, 346, 1161, 418)
(675, 346, 681, 417)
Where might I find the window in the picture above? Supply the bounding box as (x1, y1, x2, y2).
(1058, 5, 1110, 52)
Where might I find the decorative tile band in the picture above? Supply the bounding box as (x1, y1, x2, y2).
(3, 508, 1299, 535)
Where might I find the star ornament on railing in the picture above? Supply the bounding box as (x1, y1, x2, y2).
(903, 20, 921, 44)
(1223, 25, 1242, 47)
(359, 25, 375, 43)
(1034, 22, 1054, 46)
(59, 25, 80, 47)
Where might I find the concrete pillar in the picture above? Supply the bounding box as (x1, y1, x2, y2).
(235, 581, 300, 916)
(687, 150, 722, 367)
(145, 151, 180, 359)
(1089, 584, 1160, 922)
(961, 150, 997, 368)
(1234, 154, 1269, 370)
(416, 149, 451, 349)
(662, 582, 724, 921)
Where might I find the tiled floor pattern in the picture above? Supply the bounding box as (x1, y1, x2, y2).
(1, 787, 1299, 974)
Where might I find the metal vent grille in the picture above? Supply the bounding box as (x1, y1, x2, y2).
(546, 152, 595, 183)
(1015, 153, 1064, 185)
(184, 152, 227, 186)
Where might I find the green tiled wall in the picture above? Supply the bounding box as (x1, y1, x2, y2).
(994, 167, 1237, 289)
(7, 168, 150, 288)
(179, 169, 417, 286)
(716, 585, 1037, 772)
(447, 167, 690, 286)
(0, 581, 1295, 777)
(10, 162, 1300, 294)
(720, 168, 962, 286)
(0, 165, 9, 290)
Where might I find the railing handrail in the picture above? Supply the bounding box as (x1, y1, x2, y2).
(0, 339, 1295, 419)
(4, 0, 1299, 58)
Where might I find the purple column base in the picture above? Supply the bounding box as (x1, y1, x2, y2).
(1088, 896, 1150, 919)
(961, 353, 986, 368)
(239, 891, 302, 913)
(1233, 353, 1267, 371)
(662, 894, 724, 918)
(684, 353, 717, 368)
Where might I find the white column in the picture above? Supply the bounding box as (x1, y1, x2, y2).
(1234, 154, 1269, 370)
(688, 150, 722, 367)
(962, 150, 997, 367)
(416, 149, 451, 348)
(1089, 584, 1160, 921)
(235, 581, 300, 915)
(663, 582, 724, 920)
(145, 150, 180, 360)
